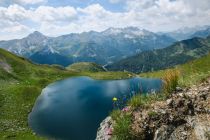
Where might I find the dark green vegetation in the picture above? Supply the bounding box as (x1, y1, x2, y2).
(67, 62, 105, 72)
(107, 36, 210, 73)
(29, 51, 73, 67)
(0, 48, 133, 140)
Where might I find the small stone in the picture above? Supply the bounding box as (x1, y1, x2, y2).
(176, 87, 183, 92)
(181, 132, 187, 136)
(167, 99, 173, 106)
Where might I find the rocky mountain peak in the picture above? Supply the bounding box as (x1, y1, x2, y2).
(102, 26, 152, 37)
(26, 31, 47, 41)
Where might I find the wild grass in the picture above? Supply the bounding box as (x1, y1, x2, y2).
(162, 69, 180, 98)
(140, 53, 210, 87)
(110, 110, 121, 121)
(128, 93, 165, 108)
(128, 94, 150, 108)
(111, 110, 133, 140)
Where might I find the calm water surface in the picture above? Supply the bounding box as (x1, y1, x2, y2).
(29, 76, 162, 140)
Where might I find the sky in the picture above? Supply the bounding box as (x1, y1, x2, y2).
(0, 0, 210, 40)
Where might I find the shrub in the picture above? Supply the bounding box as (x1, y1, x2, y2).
(162, 69, 180, 98)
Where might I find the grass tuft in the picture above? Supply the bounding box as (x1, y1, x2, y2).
(111, 111, 133, 140)
(128, 93, 165, 108)
(162, 69, 180, 97)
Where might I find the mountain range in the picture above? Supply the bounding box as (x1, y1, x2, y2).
(0, 27, 176, 66)
(164, 25, 210, 41)
(107, 35, 210, 73)
(1, 26, 210, 68)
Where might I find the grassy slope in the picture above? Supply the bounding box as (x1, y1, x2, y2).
(107, 36, 210, 73)
(0, 48, 133, 140)
(140, 53, 210, 87)
(66, 62, 105, 72)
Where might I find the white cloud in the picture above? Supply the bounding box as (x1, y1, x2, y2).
(33, 6, 77, 23)
(2, 23, 29, 33)
(0, 4, 28, 21)
(125, 0, 157, 10)
(0, 20, 32, 40)
(0, 0, 210, 40)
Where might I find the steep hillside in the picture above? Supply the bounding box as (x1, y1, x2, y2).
(0, 27, 175, 66)
(107, 36, 210, 73)
(67, 62, 105, 72)
(0, 48, 73, 80)
(29, 51, 73, 66)
(0, 48, 134, 140)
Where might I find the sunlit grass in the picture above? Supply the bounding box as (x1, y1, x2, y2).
(162, 69, 180, 97)
(128, 93, 165, 108)
(140, 53, 210, 87)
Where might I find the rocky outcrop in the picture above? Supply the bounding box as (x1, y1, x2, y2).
(96, 78, 210, 140)
(96, 117, 113, 140)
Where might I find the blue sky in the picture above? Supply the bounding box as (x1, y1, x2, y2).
(0, 0, 210, 40)
(46, 0, 125, 12)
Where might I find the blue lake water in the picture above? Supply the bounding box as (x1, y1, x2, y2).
(28, 76, 162, 140)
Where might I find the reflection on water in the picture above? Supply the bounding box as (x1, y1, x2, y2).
(29, 76, 162, 140)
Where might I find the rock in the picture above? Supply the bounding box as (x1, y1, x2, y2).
(96, 117, 113, 140)
(176, 87, 183, 92)
(193, 115, 210, 140)
(166, 99, 173, 106)
(154, 125, 170, 140)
